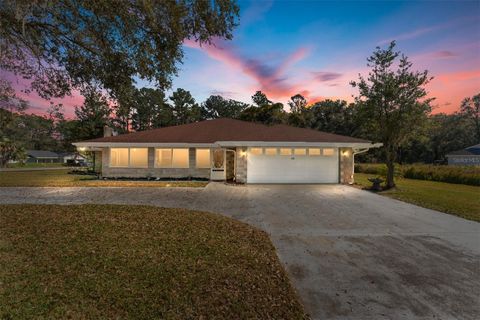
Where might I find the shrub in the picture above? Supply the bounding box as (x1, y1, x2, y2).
(356, 163, 480, 186)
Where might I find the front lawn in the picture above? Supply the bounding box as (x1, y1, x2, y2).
(6, 162, 67, 168)
(0, 170, 208, 187)
(0, 205, 307, 319)
(355, 173, 480, 222)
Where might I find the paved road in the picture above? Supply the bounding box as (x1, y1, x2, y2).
(1, 184, 479, 319)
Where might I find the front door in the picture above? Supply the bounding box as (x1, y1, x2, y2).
(210, 148, 226, 180)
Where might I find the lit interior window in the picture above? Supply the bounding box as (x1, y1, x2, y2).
(264, 148, 277, 155)
(156, 148, 172, 167)
(250, 147, 263, 155)
(279, 148, 292, 156)
(309, 148, 321, 156)
(323, 148, 335, 156)
(172, 149, 189, 168)
(294, 148, 307, 155)
(196, 149, 210, 168)
(129, 148, 148, 167)
(110, 148, 129, 167)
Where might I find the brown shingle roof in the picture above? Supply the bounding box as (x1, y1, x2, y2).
(79, 118, 370, 144)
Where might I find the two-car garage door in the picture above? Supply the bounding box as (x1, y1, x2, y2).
(247, 147, 339, 183)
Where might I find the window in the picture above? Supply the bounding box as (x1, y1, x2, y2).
(323, 148, 335, 156)
(294, 148, 307, 156)
(308, 148, 321, 156)
(250, 148, 263, 155)
(173, 149, 189, 168)
(110, 148, 129, 167)
(279, 148, 292, 156)
(129, 148, 148, 168)
(265, 148, 277, 156)
(155, 148, 189, 168)
(196, 149, 210, 168)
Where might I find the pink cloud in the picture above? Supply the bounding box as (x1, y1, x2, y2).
(184, 38, 311, 101)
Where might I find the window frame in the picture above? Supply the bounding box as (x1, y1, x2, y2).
(293, 148, 307, 156)
(279, 148, 292, 156)
(322, 148, 335, 156)
(249, 147, 263, 156)
(308, 148, 321, 156)
(110, 148, 149, 168)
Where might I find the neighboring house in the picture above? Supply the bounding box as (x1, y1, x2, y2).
(26, 150, 62, 163)
(446, 144, 480, 166)
(57, 152, 87, 164)
(73, 118, 381, 184)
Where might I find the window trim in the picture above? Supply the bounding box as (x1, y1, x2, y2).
(264, 148, 277, 156)
(308, 148, 321, 156)
(249, 147, 263, 156)
(322, 148, 335, 157)
(293, 148, 307, 156)
(279, 148, 292, 156)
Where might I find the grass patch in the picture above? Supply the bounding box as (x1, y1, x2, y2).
(0, 205, 307, 319)
(0, 170, 207, 187)
(355, 173, 480, 222)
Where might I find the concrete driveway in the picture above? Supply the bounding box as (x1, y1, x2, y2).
(1, 183, 479, 319)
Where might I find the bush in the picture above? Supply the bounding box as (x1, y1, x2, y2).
(356, 163, 480, 186)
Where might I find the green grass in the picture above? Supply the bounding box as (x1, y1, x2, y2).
(6, 162, 67, 168)
(0, 205, 307, 319)
(355, 173, 480, 222)
(0, 170, 208, 187)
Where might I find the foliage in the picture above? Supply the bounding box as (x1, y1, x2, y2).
(0, 205, 307, 318)
(0, 138, 25, 167)
(351, 41, 433, 188)
(308, 99, 358, 136)
(355, 173, 480, 222)
(460, 93, 480, 142)
(201, 95, 248, 119)
(74, 87, 111, 140)
(169, 88, 202, 125)
(239, 103, 286, 125)
(288, 94, 307, 113)
(0, 0, 239, 100)
(130, 88, 173, 131)
(251, 91, 271, 107)
(355, 163, 480, 186)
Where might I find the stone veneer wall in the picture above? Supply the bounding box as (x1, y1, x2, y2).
(235, 147, 247, 183)
(226, 149, 235, 180)
(101, 147, 210, 179)
(339, 147, 354, 184)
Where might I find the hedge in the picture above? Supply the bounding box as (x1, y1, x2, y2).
(355, 163, 480, 186)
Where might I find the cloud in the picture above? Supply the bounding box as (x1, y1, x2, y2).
(240, 0, 274, 26)
(209, 89, 237, 97)
(311, 71, 343, 82)
(430, 50, 458, 58)
(184, 38, 311, 100)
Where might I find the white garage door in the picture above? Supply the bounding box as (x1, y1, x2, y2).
(247, 147, 339, 183)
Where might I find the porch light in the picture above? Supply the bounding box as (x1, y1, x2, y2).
(78, 147, 86, 152)
(240, 150, 247, 157)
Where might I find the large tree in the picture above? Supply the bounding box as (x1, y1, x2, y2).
(74, 87, 111, 140)
(308, 99, 358, 136)
(131, 88, 173, 131)
(288, 94, 307, 113)
(460, 93, 480, 142)
(351, 41, 433, 189)
(0, 0, 239, 100)
(201, 95, 248, 119)
(169, 88, 201, 125)
(251, 91, 271, 107)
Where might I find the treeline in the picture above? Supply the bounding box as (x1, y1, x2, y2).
(1, 84, 478, 165)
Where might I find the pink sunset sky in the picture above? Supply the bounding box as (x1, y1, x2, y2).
(2, 0, 479, 118)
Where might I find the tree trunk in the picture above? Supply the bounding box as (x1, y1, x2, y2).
(385, 146, 396, 189)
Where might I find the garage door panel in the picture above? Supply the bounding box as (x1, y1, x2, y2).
(247, 150, 339, 183)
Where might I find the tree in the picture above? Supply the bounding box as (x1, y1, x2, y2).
(0, 0, 239, 101)
(131, 88, 173, 131)
(201, 95, 248, 119)
(351, 41, 433, 189)
(169, 88, 201, 125)
(74, 87, 111, 140)
(308, 100, 358, 136)
(0, 138, 25, 168)
(460, 93, 480, 142)
(240, 103, 286, 125)
(0, 78, 28, 136)
(251, 91, 271, 107)
(288, 94, 307, 113)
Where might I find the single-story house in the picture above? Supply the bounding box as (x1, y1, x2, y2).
(73, 118, 382, 184)
(446, 144, 480, 166)
(57, 152, 87, 164)
(26, 150, 62, 163)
